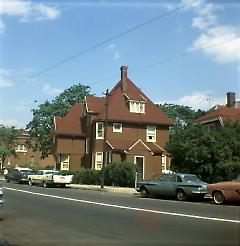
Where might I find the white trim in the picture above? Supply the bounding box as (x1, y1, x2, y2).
(95, 152, 103, 170)
(113, 123, 122, 133)
(60, 154, 70, 171)
(153, 142, 165, 152)
(129, 139, 154, 154)
(96, 122, 104, 139)
(134, 155, 145, 179)
(146, 125, 156, 142)
(106, 141, 114, 150)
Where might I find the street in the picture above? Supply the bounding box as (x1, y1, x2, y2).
(0, 181, 239, 246)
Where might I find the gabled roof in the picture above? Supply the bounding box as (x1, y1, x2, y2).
(86, 76, 172, 126)
(194, 106, 240, 125)
(54, 103, 85, 136)
(106, 139, 165, 154)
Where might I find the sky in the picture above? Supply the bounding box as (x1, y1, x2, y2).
(0, 0, 239, 128)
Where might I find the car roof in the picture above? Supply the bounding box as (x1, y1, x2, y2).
(14, 167, 32, 171)
(38, 169, 59, 172)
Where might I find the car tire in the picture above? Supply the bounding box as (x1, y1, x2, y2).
(43, 181, 48, 188)
(140, 187, 149, 198)
(176, 189, 187, 201)
(60, 184, 66, 188)
(28, 179, 33, 186)
(213, 191, 225, 205)
(6, 178, 10, 183)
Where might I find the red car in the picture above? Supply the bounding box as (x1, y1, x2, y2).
(207, 174, 240, 204)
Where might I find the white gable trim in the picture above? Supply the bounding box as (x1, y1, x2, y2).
(128, 139, 154, 155)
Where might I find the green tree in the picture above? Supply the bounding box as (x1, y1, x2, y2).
(0, 125, 23, 168)
(158, 103, 205, 127)
(27, 83, 92, 158)
(166, 121, 240, 182)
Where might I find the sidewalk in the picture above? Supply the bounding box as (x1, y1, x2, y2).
(0, 174, 137, 195)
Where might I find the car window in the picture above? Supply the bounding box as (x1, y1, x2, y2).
(168, 175, 177, 182)
(177, 176, 183, 182)
(20, 170, 32, 174)
(182, 175, 201, 183)
(158, 174, 169, 181)
(234, 174, 240, 182)
(37, 171, 43, 175)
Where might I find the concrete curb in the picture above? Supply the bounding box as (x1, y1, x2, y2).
(68, 184, 138, 195)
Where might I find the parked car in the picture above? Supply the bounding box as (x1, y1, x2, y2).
(136, 173, 207, 201)
(0, 185, 4, 209)
(6, 167, 34, 184)
(207, 174, 240, 205)
(28, 169, 73, 188)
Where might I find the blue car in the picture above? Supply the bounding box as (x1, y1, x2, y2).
(136, 173, 207, 201)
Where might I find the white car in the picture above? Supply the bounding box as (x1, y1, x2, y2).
(0, 186, 4, 209)
(28, 169, 73, 188)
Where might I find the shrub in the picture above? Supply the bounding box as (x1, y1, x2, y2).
(213, 161, 240, 182)
(104, 162, 136, 187)
(72, 168, 101, 185)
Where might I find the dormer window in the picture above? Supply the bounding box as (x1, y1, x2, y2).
(129, 100, 145, 114)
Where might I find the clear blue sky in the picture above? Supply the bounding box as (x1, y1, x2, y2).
(0, 0, 239, 128)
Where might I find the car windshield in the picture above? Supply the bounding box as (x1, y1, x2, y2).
(20, 170, 32, 174)
(182, 175, 201, 183)
(45, 171, 61, 175)
(234, 174, 240, 182)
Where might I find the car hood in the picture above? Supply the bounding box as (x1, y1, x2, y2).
(208, 181, 240, 189)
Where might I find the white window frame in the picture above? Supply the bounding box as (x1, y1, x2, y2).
(96, 122, 104, 139)
(134, 155, 145, 180)
(146, 125, 156, 142)
(162, 155, 167, 171)
(95, 152, 103, 170)
(15, 144, 27, 153)
(60, 154, 70, 171)
(113, 123, 122, 133)
(129, 100, 145, 114)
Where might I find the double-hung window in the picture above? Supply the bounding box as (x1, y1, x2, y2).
(95, 152, 103, 170)
(96, 122, 104, 139)
(146, 125, 156, 142)
(60, 154, 70, 171)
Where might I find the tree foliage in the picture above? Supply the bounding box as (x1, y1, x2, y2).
(0, 125, 23, 167)
(158, 103, 205, 127)
(166, 121, 240, 182)
(27, 83, 92, 158)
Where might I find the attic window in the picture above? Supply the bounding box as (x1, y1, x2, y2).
(129, 101, 145, 114)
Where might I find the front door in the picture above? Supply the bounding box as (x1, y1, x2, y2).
(134, 156, 144, 181)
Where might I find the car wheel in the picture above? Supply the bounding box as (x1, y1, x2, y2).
(6, 178, 10, 183)
(43, 181, 48, 188)
(176, 189, 187, 201)
(60, 184, 66, 188)
(140, 187, 149, 198)
(28, 179, 33, 186)
(213, 191, 225, 205)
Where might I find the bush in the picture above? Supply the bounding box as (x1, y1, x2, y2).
(104, 162, 136, 187)
(72, 168, 101, 185)
(213, 161, 240, 182)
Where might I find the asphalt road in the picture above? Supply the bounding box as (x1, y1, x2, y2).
(0, 181, 239, 246)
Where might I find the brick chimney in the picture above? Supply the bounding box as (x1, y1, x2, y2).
(120, 66, 128, 92)
(226, 92, 235, 107)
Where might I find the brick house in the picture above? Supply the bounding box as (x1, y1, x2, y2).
(5, 130, 55, 168)
(53, 66, 173, 179)
(194, 92, 240, 130)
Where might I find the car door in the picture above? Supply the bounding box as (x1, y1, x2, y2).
(159, 174, 177, 196)
(150, 174, 168, 196)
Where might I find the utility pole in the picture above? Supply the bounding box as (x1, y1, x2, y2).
(101, 89, 110, 189)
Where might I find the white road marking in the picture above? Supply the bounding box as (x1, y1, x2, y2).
(4, 187, 240, 224)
